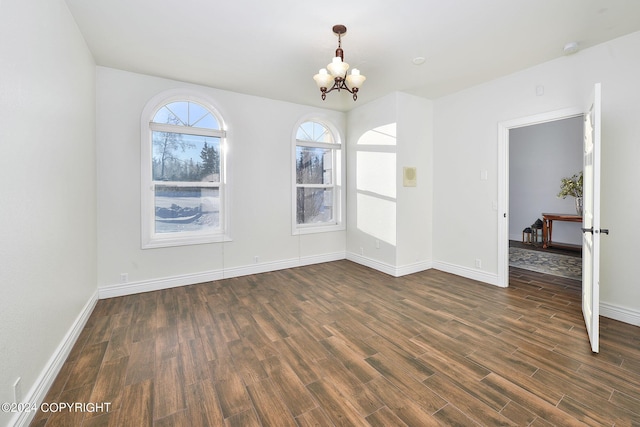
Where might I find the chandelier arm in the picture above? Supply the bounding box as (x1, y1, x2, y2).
(320, 77, 355, 100)
(324, 83, 338, 95)
(337, 77, 353, 94)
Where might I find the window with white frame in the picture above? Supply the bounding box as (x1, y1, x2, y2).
(141, 96, 227, 248)
(294, 120, 343, 233)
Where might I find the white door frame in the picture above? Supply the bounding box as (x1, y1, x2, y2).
(497, 107, 584, 287)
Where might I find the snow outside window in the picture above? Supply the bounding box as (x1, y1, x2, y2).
(141, 96, 228, 248)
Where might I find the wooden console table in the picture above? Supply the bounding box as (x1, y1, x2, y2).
(542, 213, 582, 249)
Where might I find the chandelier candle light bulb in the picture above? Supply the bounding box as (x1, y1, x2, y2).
(346, 68, 366, 88)
(327, 56, 349, 76)
(313, 68, 335, 89)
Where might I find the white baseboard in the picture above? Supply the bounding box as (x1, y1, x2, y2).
(347, 253, 501, 286)
(99, 269, 225, 299)
(101, 251, 430, 301)
(433, 261, 640, 325)
(221, 252, 346, 280)
(601, 301, 640, 327)
(10, 291, 98, 427)
(99, 252, 346, 299)
(296, 252, 347, 268)
(395, 260, 434, 277)
(346, 252, 432, 277)
(346, 252, 397, 276)
(432, 260, 503, 287)
(99, 253, 639, 329)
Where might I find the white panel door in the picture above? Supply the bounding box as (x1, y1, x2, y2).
(582, 83, 602, 353)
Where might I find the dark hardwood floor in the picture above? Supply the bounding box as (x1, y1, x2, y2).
(31, 261, 640, 426)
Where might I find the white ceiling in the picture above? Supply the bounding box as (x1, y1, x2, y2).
(64, 0, 640, 111)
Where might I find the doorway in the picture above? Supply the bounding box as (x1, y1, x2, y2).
(497, 108, 583, 287)
(508, 116, 583, 278)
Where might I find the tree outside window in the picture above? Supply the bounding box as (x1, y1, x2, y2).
(142, 97, 227, 248)
(294, 120, 342, 232)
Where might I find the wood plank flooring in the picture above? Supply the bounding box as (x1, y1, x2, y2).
(31, 261, 640, 426)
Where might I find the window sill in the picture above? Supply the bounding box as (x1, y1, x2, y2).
(293, 223, 345, 235)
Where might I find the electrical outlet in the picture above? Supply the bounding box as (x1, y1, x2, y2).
(13, 377, 22, 403)
(120, 273, 128, 283)
(475, 259, 482, 268)
(254, 256, 259, 264)
(360, 247, 364, 255)
(375, 239, 380, 249)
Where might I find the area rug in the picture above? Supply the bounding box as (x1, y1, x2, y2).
(509, 247, 582, 281)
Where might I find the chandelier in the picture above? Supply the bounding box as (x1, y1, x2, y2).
(313, 25, 366, 101)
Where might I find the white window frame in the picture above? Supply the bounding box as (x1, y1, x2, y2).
(141, 90, 229, 249)
(292, 117, 345, 235)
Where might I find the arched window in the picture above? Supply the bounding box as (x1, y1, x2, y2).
(141, 95, 227, 248)
(293, 119, 344, 233)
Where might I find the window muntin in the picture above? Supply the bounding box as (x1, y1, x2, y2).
(296, 121, 334, 143)
(294, 120, 342, 231)
(153, 101, 220, 129)
(143, 98, 227, 248)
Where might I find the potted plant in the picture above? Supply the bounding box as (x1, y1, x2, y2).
(557, 171, 583, 215)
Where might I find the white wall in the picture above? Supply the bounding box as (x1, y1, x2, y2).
(434, 31, 640, 321)
(509, 116, 583, 245)
(396, 93, 434, 270)
(96, 68, 346, 295)
(0, 0, 97, 425)
(346, 92, 433, 275)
